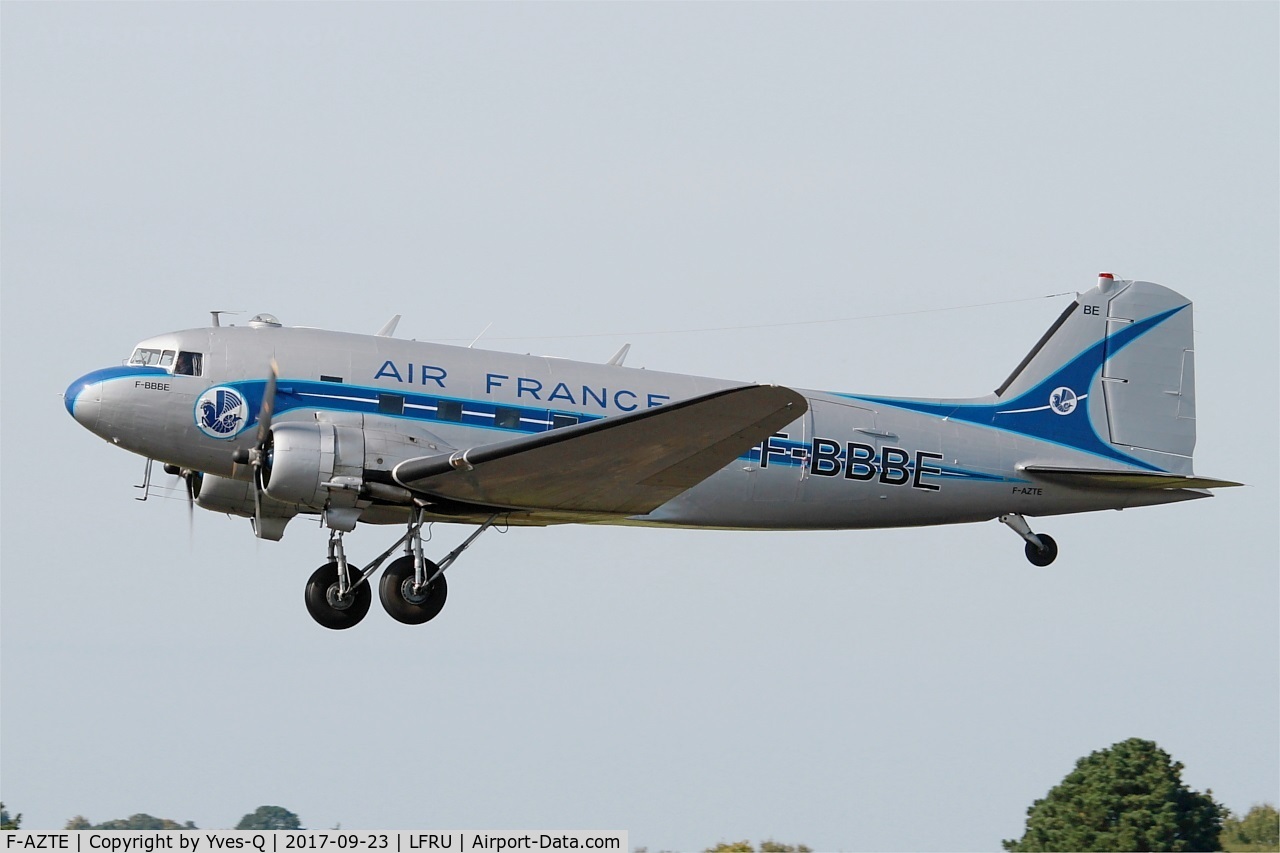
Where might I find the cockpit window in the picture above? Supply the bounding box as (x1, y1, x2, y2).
(129, 347, 203, 376)
(175, 351, 203, 376)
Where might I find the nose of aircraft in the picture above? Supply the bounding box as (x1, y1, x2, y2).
(65, 371, 104, 431)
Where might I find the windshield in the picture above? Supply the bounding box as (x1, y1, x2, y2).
(129, 348, 203, 376)
(128, 347, 170, 367)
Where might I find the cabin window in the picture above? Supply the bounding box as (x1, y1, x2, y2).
(129, 348, 164, 367)
(175, 351, 203, 376)
(320, 375, 343, 383)
(436, 400, 463, 422)
(494, 407, 521, 429)
(378, 394, 405, 415)
(551, 414, 579, 430)
(159, 350, 175, 367)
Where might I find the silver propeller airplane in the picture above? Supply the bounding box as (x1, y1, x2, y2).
(66, 274, 1239, 629)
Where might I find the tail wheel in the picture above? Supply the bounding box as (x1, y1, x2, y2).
(379, 555, 448, 625)
(1025, 533, 1059, 567)
(304, 561, 371, 630)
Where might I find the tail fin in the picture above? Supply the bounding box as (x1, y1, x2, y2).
(996, 274, 1197, 474)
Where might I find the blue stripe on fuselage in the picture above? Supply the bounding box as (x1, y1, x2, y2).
(211, 379, 1006, 486)
(221, 379, 605, 438)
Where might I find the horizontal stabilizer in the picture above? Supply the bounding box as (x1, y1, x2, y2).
(393, 385, 807, 515)
(1022, 466, 1242, 491)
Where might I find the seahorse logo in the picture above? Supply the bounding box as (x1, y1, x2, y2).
(196, 387, 247, 438)
(1049, 386, 1078, 416)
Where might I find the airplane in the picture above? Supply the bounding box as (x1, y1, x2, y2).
(64, 274, 1240, 629)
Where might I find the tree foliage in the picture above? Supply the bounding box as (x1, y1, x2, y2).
(236, 806, 302, 830)
(1, 803, 21, 831)
(63, 814, 196, 830)
(1003, 737, 1226, 852)
(703, 843, 811, 853)
(1221, 804, 1280, 853)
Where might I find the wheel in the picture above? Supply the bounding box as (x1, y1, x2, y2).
(379, 555, 448, 625)
(304, 561, 371, 630)
(1025, 533, 1058, 567)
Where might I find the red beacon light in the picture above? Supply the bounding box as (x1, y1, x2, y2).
(1097, 272, 1117, 291)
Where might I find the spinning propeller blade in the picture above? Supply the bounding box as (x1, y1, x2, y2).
(246, 360, 279, 538)
(163, 463, 202, 542)
(184, 470, 202, 540)
(256, 359, 279, 447)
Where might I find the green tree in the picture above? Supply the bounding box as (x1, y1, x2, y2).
(703, 843, 811, 853)
(236, 806, 302, 830)
(1, 803, 21, 830)
(1003, 737, 1226, 852)
(65, 814, 196, 830)
(1221, 804, 1280, 852)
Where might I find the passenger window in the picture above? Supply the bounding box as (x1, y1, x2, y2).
(551, 414, 579, 430)
(378, 394, 405, 416)
(436, 400, 463, 422)
(494, 407, 521, 429)
(175, 352, 203, 376)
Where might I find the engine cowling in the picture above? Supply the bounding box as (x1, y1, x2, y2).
(195, 474, 298, 540)
(262, 423, 331, 506)
(195, 474, 259, 516)
(262, 421, 366, 509)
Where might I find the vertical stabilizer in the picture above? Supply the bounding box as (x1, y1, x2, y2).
(995, 275, 1196, 473)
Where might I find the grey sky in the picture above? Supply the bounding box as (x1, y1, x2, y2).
(2, 3, 1276, 850)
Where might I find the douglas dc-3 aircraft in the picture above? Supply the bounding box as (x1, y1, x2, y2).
(65, 274, 1239, 629)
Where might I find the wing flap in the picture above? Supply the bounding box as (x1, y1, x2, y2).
(393, 385, 807, 514)
(1021, 466, 1242, 490)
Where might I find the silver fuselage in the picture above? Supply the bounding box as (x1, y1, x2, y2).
(65, 320, 1202, 531)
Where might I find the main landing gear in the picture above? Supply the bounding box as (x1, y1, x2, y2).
(1000, 513, 1058, 567)
(304, 509, 501, 630)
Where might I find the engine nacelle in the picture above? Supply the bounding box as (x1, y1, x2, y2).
(195, 473, 258, 516)
(263, 421, 366, 509)
(195, 473, 298, 540)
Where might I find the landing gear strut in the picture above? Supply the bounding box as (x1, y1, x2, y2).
(303, 531, 372, 630)
(1000, 513, 1058, 566)
(378, 510, 499, 625)
(303, 509, 501, 630)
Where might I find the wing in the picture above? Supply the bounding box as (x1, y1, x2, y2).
(392, 384, 807, 515)
(1021, 466, 1243, 490)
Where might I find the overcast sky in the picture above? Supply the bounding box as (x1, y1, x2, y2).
(2, 3, 1276, 850)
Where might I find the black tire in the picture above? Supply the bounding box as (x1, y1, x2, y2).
(379, 555, 448, 625)
(304, 561, 372, 630)
(1025, 533, 1058, 567)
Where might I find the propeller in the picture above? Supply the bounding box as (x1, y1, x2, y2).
(183, 469, 203, 526)
(231, 360, 279, 536)
(162, 463, 204, 539)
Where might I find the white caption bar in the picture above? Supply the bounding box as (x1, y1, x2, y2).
(4, 831, 627, 853)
